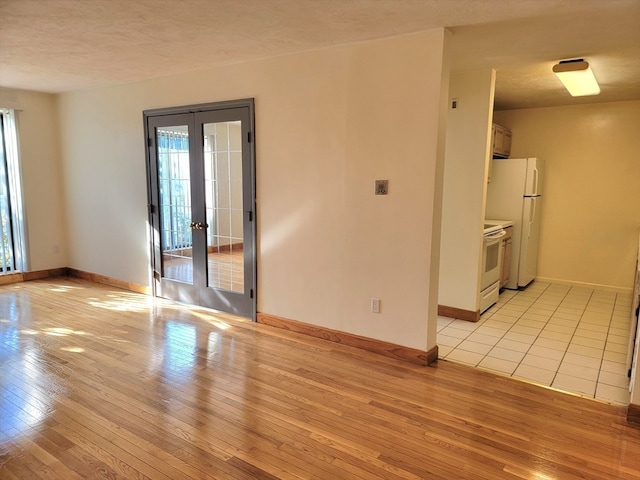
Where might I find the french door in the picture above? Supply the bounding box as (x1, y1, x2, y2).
(144, 100, 256, 319)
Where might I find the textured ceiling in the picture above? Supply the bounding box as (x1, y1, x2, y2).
(1, 0, 639, 110)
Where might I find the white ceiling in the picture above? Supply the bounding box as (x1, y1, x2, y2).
(1, 0, 639, 110)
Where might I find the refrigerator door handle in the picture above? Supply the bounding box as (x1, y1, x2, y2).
(532, 167, 539, 195)
(529, 198, 536, 237)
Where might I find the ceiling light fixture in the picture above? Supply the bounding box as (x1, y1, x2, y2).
(552, 59, 600, 96)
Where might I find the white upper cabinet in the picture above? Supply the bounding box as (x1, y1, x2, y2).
(492, 123, 512, 158)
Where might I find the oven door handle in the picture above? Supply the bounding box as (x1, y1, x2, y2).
(484, 230, 506, 244)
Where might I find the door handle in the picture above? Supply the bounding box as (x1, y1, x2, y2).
(190, 222, 208, 230)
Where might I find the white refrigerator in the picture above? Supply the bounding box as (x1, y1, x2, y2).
(485, 157, 543, 289)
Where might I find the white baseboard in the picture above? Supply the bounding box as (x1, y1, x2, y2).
(535, 276, 633, 294)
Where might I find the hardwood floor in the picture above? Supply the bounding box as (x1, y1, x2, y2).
(1, 277, 639, 479)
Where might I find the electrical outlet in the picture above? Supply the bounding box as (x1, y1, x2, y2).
(371, 298, 380, 314)
(375, 180, 388, 195)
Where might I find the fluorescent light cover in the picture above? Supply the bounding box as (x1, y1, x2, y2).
(552, 60, 600, 96)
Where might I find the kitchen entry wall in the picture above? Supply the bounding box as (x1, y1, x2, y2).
(494, 100, 640, 291)
(439, 68, 496, 314)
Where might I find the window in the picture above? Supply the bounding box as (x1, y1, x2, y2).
(0, 109, 26, 274)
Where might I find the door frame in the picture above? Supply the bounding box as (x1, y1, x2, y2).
(143, 99, 257, 320)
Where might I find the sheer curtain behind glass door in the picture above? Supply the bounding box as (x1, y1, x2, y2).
(0, 110, 26, 274)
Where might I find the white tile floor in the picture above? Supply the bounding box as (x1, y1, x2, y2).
(437, 282, 633, 405)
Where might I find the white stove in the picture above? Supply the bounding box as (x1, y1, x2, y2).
(480, 223, 506, 313)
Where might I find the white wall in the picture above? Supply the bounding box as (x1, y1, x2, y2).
(494, 101, 640, 290)
(57, 29, 450, 351)
(439, 69, 496, 313)
(0, 87, 68, 271)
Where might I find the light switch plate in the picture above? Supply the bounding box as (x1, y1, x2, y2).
(375, 180, 388, 195)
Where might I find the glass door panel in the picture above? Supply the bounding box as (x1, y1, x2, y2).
(203, 121, 244, 293)
(196, 105, 254, 319)
(157, 125, 193, 284)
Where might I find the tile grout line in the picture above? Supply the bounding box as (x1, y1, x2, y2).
(593, 292, 616, 393)
(508, 284, 575, 383)
(548, 286, 594, 388)
(487, 283, 553, 374)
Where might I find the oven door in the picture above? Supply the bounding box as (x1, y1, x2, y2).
(481, 229, 506, 291)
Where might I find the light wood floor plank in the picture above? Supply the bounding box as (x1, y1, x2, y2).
(1, 277, 639, 479)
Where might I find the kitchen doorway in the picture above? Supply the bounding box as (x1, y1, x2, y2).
(144, 99, 256, 319)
